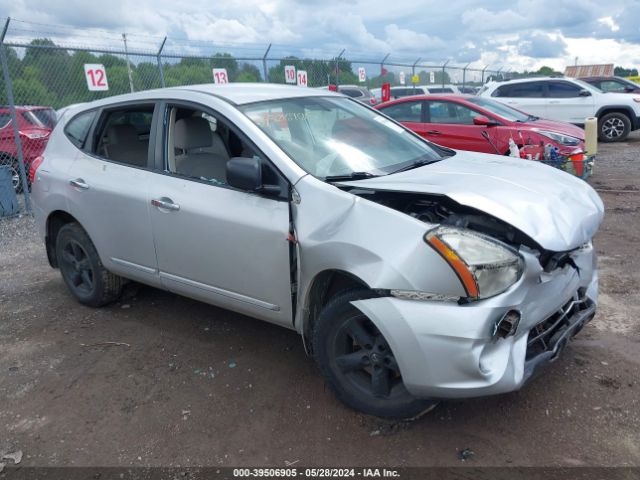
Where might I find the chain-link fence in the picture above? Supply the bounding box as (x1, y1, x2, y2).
(0, 17, 507, 216)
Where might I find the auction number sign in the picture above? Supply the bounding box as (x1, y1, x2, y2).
(84, 64, 109, 91)
(297, 70, 308, 87)
(213, 68, 229, 84)
(284, 65, 296, 84)
(358, 67, 366, 82)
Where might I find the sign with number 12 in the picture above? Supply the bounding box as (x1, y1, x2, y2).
(84, 64, 109, 91)
(213, 68, 229, 84)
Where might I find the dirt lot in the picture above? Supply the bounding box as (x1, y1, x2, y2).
(1, 134, 639, 469)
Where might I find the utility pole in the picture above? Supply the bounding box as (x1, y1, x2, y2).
(122, 33, 134, 93)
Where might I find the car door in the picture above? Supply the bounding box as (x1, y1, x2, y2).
(65, 102, 161, 287)
(545, 80, 595, 123)
(147, 101, 293, 326)
(423, 100, 492, 152)
(492, 81, 549, 118)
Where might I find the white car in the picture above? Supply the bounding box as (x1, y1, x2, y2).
(479, 76, 640, 142)
(371, 85, 461, 102)
(31, 84, 602, 418)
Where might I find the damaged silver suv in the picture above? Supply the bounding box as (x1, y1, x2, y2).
(32, 84, 603, 418)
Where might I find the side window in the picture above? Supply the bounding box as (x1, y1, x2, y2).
(0, 112, 12, 129)
(165, 105, 280, 193)
(547, 81, 582, 98)
(91, 105, 153, 166)
(427, 101, 477, 125)
(599, 80, 626, 93)
(64, 110, 97, 149)
(380, 102, 422, 122)
(493, 82, 545, 98)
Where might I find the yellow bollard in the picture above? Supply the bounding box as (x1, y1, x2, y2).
(584, 117, 598, 156)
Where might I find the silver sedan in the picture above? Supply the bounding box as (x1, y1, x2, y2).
(31, 84, 603, 418)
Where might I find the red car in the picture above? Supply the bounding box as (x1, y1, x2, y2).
(375, 95, 586, 158)
(0, 105, 55, 192)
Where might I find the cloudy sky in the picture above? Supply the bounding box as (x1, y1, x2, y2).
(1, 0, 640, 72)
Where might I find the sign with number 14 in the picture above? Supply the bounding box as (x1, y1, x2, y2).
(84, 64, 109, 91)
(297, 70, 308, 87)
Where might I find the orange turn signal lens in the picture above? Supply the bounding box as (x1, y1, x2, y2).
(426, 235, 479, 298)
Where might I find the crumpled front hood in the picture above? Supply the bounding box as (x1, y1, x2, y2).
(339, 151, 604, 252)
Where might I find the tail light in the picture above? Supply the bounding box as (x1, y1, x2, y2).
(20, 130, 50, 140)
(29, 155, 44, 183)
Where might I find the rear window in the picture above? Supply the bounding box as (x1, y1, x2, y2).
(340, 88, 365, 98)
(427, 88, 454, 94)
(64, 110, 97, 149)
(30, 108, 57, 128)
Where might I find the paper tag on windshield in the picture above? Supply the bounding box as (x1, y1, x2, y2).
(374, 115, 404, 134)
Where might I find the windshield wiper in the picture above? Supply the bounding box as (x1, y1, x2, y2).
(389, 157, 437, 174)
(324, 172, 379, 182)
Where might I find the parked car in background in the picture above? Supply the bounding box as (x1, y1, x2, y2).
(371, 85, 461, 102)
(32, 84, 602, 418)
(0, 105, 55, 192)
(321, 85, 377, 105)
(479, 77, 640, 142)
(579, 76, 640, 94)
(376, 94, 586, 158)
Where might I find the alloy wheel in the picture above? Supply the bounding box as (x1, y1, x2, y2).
(602, 117, 625, 140)
(59, 240, 95, 295)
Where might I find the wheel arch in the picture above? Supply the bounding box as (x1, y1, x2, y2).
(45, 210, 81, 268)
(595, 106, 637, 129)
(299, 269, 373, 353)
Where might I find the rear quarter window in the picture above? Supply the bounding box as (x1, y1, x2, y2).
(64, 110, 98, 149)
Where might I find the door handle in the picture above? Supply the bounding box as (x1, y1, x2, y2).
(69, 178, 89, 190)
(426, 130, 441, 135)
(151, 197, 180, 211)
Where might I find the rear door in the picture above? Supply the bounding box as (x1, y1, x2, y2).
(65, 102, 160, 287)
(545, 80, 595, 123)
(147, 101, 293, 326)
(423, 100, 493, 152)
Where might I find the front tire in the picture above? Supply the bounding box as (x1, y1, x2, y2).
(598, 112, 631, 142)
(313, 289, 437, 419)
(55, 223, 124, 307)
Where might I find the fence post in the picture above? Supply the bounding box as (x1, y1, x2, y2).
(157, 36, 167, 88)
(122, 33, 135, 93)
(335, 49, 345, 86)
(262, 43, 272, 83)
(412, 57, 421, 93)
(481, 65, 488, 84)
(462, 62, 470, 91)
(442, 59, 449, 88)
(0, 18, 31, 213)
(380, 53, 389, 83)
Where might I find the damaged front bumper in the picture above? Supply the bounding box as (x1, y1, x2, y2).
(350, 242, 598, 399)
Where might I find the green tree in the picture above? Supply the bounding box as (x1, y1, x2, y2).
(236, 63, 262, 82)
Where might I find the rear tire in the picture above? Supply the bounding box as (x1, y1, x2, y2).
(313, 289, 438, 419)
(55, 223, 124, 307)
(598, 112, 631, 142)
(0, 154, 22, 193)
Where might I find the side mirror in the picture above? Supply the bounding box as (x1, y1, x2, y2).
(578, 89, 592, 97)
(473, 115, 497, 126)
(226, 157, 281, 196)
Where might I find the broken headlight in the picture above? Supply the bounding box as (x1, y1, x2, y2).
(425, 227, 524, 299)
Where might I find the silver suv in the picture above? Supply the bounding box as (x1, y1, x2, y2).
(32, 84, 603, 418)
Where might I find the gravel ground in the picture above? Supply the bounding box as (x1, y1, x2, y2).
(0, 133, 639, 469)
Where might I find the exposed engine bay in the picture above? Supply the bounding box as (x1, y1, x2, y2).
(349, 189, 577, 272)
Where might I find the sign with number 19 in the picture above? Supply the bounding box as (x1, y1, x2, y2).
(84, 64, 109, 91)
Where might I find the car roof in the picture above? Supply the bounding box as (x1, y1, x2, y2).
(378, 94, 475, 105)
(65, 83, 341, 116)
